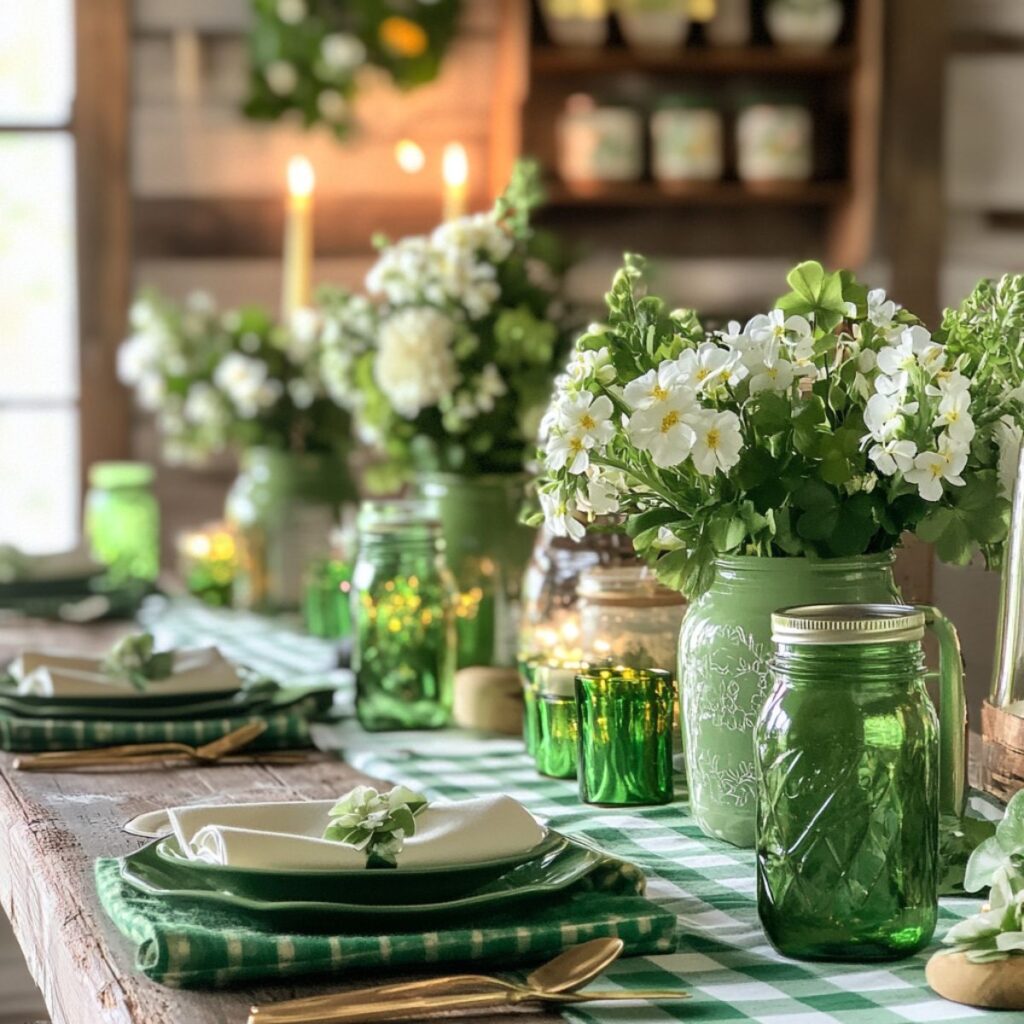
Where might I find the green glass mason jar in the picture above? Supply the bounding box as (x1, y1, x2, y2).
(755, 604, 967, 962)
(576, 667, 675, 806)
(680, 554, 900, 848)
(85, 462, 159, 583)
(352, 501, 457, 731)
(534, 663, 581, 779)
(226, 447, 355, 613)
(416, 474, 535, 669)
(518, 654, 541, 756)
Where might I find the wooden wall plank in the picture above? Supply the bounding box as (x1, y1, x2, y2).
(947, 56, 1024, 210)
(77, 0, 133, 488)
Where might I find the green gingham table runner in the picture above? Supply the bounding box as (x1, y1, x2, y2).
(134, 599, 995, 1022)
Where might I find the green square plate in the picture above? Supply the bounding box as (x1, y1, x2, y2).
(118, 832, 606, 931)
(153, 830, 566, 904)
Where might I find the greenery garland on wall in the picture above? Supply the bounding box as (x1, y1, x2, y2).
(244, 0, 463, 139)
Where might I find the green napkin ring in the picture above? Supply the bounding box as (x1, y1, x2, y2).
(323, 785, 428, 868)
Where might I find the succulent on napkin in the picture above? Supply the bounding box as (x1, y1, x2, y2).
(323, 785, 428, 868)
(101, 633, 174, 691)
(945, 791, 1024, 962)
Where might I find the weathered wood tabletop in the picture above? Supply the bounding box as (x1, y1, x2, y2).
(0, 620, 559, 1024)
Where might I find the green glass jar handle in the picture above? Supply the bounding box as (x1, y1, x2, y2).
(917, 604, 967, 819)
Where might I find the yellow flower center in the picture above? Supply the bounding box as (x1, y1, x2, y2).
(929, 461, 944, 479)
(569, 436, 585, 453)
(695, 368, 710, 381)
(706, 428, 721, 450)
(660, 410, 680, 434)
(651, 385, 668, 401)
(580, 413, 596, 430)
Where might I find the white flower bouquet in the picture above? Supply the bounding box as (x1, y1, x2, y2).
(537, 256, 1024, 595)
(318, 162, 574, 476)
(118, 294, 350, 463)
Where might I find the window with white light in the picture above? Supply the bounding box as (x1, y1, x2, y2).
(0, 0, 79, 552)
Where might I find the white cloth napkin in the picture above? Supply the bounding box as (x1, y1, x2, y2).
(0, 542, 99, 583)
(167, 795, 546, 871)
(10, 647, 243, 699)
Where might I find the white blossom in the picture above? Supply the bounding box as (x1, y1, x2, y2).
(321, 33, 367, 72)
(540, 490, 585, 541)
(689, 410, 744, 476)
(934, 389, 976, 445)
(748, 358, 795, 395)
(626, 388, 698, 468)
(568, 346, 615, 386)
(317, 90, 349, 123)
(867, 288, 898, 331)
(374, 307, 460, 419)
(905, 438, 968, 502)
(675, 342, 745, 393)
(622, 361, 684, 411)
(265, 61, 298, 96)
(213, 353, 282, 418)
(183, 382, 227, 427)
(868, 438, 917, 477)
(471, 364, 507, 413)
(276, 0, 306, 23)
(556, 391, 615, 446)
(863, 392, 918, 443)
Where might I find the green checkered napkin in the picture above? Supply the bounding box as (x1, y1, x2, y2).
(95, 849, 677, 988)
(0, 692, 332, 752)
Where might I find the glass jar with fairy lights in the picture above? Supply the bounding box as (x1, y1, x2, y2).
(352, 501, 457, 731)
(576, 565, 687, 672)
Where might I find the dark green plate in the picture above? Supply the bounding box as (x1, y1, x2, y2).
(0, 683, 333, 721)
(119, 831, 602, 931)
(153, 830, 566, 904)
(0, 678, 277, 710)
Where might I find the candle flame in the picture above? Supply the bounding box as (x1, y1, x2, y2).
(287, 155, 315, 198)
(442, 142, 468, 189)
(395, 139, 425, 174)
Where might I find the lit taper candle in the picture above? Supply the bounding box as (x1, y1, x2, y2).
(282, 155, 315, 320)
(442, 142, 468, 222)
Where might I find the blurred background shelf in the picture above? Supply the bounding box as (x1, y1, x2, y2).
(544, 179, 850, 208)
(531, 44, 856, 76)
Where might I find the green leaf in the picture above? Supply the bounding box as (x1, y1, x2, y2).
(749, 392, 792, 437)
(795, 507, 838, 542)
(627, 506, 685, 550)
(793, 395, 829, 456)
(793, 479, 837, 513)
(708, 513, 747, 552)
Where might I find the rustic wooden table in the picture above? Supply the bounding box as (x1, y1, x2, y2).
(0, 619, 559, 1024)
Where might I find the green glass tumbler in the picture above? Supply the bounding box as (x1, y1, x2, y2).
(756, 603, 967, 962)
(534, 663, 581, 779)
(352, 501, 457, 731)
(85, 462, 159, 583)
(518, 655, 540, 756)
(575, 667, 675, 806)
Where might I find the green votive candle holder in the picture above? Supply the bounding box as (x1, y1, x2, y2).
(575, 667, 675, 806)
(534, 662, 584, 779)
(518, 655, 541, 756)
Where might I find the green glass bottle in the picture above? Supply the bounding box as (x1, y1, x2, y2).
(755, 603, 967, 962)
(576, 667, 675, 806)
(352, 502, 457, 731)
(85, 462, 159, 583)
(534, 663, 580, 779)
(303, 524, 357, 639)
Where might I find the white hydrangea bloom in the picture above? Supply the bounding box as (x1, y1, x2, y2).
(374, 307, 460, 418)
(321, 32, 366, 72)
(214, 353, 282, 418)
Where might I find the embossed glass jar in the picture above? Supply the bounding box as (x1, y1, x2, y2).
(755, 604, 967, 961)
(679, 555, 899, 847)
(352, 501, 457, 731)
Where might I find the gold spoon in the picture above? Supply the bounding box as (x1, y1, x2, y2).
(249, 938, 687, 1023)
(14, 721, 267, 771)
(251, 936, 623, 1022)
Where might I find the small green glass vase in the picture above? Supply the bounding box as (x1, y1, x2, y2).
(755, 603, 967, 962)
(352, 501, 457, 731)
(416, 473, 535, 669)
(576, 667, 675, 806)
(225, 447, 355, 613)
(85, 461, 159, 584)
(679, 554, 899, 847)
(533, 663, 581, 779)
